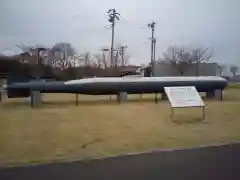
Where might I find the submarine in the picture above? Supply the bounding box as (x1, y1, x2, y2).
(4, 76, 228, 98)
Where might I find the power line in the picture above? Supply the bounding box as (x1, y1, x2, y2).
(117, 17, 149, 29)
(103, 24, 112, 29)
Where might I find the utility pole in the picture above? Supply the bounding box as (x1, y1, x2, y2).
(153, 37, 156, 66)
(107, 8, 120, 67)
(119, 45, 127, 66)
(148, 21, 156, 76)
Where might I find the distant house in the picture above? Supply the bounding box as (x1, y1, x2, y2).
(231, 75, 240, 82)
(0, 52, 39, 65)
(18, 52, 32, 63)
(19, 52, 45, 65)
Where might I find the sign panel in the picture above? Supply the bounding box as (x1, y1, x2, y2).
(164, 86, 205, 108)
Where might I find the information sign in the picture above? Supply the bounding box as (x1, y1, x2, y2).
(164, 86, 204, 108)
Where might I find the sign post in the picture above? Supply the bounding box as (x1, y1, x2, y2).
(164, 86, 205, 120)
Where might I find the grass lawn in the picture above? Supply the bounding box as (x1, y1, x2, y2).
(228, 82, 240, 89)
(0, 88, 240, 167)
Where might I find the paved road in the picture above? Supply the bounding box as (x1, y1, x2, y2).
(1, 143, 240, 180)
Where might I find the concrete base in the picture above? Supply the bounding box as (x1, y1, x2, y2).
(215, 90, 223, 100)
(30, 79, 45, 108)
(206, 90, 222, 100)
(30, 91, 42, 108)
(206, 91, 215, 98)
(117, 92, 128, 103)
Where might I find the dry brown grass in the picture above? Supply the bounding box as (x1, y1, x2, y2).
(0, 89, 240, 167)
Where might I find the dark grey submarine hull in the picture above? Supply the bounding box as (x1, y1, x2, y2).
(5, 76, 228, 98)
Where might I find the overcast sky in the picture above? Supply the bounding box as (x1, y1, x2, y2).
(0, 0, 239, 65)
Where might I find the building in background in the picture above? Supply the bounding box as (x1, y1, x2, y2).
(231, 75, 240, 82)
(152, 62, 220, 77)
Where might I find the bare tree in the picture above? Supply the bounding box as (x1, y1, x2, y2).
(124, 55, 130, 66)
(190, 48, 212, 64)
(230, 65, 239, 77)
(112, 44, 130, 67)
(94, 54, 104, 68)
(105, 50, 113, 68)
(114, 45, 120, 67)
(218, 64, 226, 76)
(72, 55, 82, 67)
(53, 56, 74, 70)
(162, 46, 213, 76)
(83, 52, 91, 67)
(163, 46, 191, 75)
(16, 44, 36, 54)
(50, 42, 77, 69)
